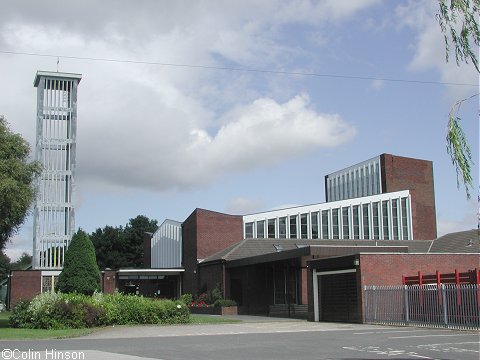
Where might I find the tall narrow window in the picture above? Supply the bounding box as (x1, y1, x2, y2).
(375, 162, 381, 193)
(382, 201, 390, 240)
(346, 173, 350, 198)
(311, 212, 319, 238)
(342, 207, 350, 239)
(353, 205, 360, 239)
(392, 199, 399, 240)
(362, 204, 370, 239)
(300, 213, 308, 239)
(372, 202, 380, 239)
(322, 210, 329, 239)
(245, 222, 254, 238)
(332, 209, 339, 239)
(257, 220, 265, 238)
(279, 217, 287, 238)
(360, 168, 365, 197)
(289, 215, 298, 239)
(401, 198, 409, 240)
(268, 219, 276, 238)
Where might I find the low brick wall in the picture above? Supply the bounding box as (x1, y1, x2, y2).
(189, 306, 238, 315)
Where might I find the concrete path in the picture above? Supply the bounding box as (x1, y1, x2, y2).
(81, 315, 378, 339)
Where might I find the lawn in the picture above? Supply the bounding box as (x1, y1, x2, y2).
(0, 312, 97, 340)
(0, 312, 241, 339)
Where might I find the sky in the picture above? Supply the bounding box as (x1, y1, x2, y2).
(1, 0, 478, 260)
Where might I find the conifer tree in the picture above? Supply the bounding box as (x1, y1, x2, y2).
(57, 229, 101, 295)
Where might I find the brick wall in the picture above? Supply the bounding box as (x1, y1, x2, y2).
(359, 253, 479, 286)
(9, 270, 42, 308)
(196, 209, 243, 259)
(183, 208, 243, 295)
(182, 210, 198, 294)
(101, 270, 117, 294)
(380, 154, 437, 239)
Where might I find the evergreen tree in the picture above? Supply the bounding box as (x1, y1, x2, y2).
(57, 229, 100, 295)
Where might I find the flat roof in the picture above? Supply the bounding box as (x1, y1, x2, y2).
(34, 71, 82, 87)
(117, 268, 184, 276)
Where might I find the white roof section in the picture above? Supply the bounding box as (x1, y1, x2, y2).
(34, 71, 82, 87)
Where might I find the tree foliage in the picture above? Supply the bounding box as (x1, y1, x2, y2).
(437, 0, 480, 72)
(57, 229, 101, 295)
(92, 215, 158, 269)
(436, 0, 479, 199)
(0, 116, 41, 249)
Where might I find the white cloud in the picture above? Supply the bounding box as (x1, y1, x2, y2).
(396, 1, 477, 99)
(5, 233, 32, 262)
(1, 0, 374, 194)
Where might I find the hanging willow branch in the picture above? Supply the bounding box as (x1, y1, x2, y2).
(446, 93, 478, 199)
(437, 0, 480, 72)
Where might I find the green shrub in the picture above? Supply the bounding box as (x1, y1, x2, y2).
(9, 300, 33, 328)
(57, 230, 101, 295)
(9, 292, 190, 329)
(179, 293, 193, 305)
(213, 299, 237, 307)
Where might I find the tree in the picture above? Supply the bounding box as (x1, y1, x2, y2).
(0, 251, 10, 281)
(436, 0, 479, 199)
(57, 229, 100, 295)
(0, 116, 41, 249)
(10, 252, 32, 270)
(92, 215, 158, 269)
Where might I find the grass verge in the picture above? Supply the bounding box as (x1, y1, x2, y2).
(0, 312, 241, 339)
(0, 312, 98, 340)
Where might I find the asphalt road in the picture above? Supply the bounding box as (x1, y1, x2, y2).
(1, 317, 479, 360)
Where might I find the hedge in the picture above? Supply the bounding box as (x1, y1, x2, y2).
(10, 292, 190, 329)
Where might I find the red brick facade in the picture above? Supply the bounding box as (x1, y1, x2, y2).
(9, 270, 42, 308)
(380, 154, 437, 239)
(182, 209, 243, 294)
(359, 253, 478, 286)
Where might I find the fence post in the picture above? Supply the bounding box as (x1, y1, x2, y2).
(372, 286, 377, 321)
(403, 285, 409, 324)
(441, 284, 448, 326)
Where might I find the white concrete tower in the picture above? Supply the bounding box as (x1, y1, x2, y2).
(33, 71, 82, 269)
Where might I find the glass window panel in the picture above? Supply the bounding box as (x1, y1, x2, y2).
(279, 217, 287, 238)
(401, 198, 409, 240)
(268, 219, 276, 238)
(373, 202, 380, 239)
(311, 212, 319, 239)
(257, 220, 265, 238)
(289, 215, 297, 239)
(332, 209, 339, 239)
(353, 205, 360, 239)
(382, 201, 390, 240)
(245, 222, 254, 238)
(341, 174, 346, 200)
(321, 210, 329, 239)
(362, 204, 370, 239)
(376, 162, 381, 193)
(300, 213, 308, 238)
(392, 199, 400, 240)
(342, 207, 350, 239)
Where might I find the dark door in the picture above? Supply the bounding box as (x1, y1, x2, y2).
(319, 272, 359, 322)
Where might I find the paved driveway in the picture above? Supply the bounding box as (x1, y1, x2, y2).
(1, 316, 478, 360)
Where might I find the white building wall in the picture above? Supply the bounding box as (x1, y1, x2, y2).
(243, 190, 412, 241)
(151, 220, 182, 268)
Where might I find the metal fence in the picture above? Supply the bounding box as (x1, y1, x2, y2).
(364, 284, 480, 330)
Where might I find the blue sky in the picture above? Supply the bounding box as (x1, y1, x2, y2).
(0, 0, 478, 260)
